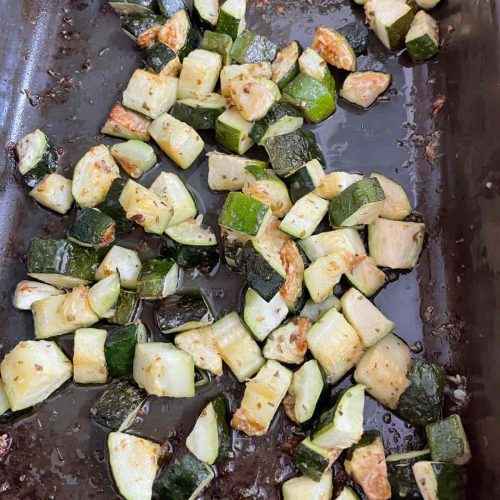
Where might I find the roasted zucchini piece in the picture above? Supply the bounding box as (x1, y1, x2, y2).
(230, 29, 277, 64)
(231, 360, 292, 436)
(314, 171, 363, 200)
(170, 94, 227, 130)
(293, 437, 340, 482)
(108, 290, 141, 325)
(95, 245, 142, 290)
(298, 47, 336, 96)
(155, 292, 214, 334)
(0, 379, 10, 416)
(108, 0, 155, 15)
(300, 294, 341, 323)
(216, 0, 246, 39)
(0, 340, 72, 411)
(285, 158, 325, 203)
(312, 25, 357, 71)
(220, 61, 272, 96)
(263, 317, 310, 364)
(133, 342, 195, 397)
(344, 253, 386, 298)
(142, 41, 181, 77)
(200, 30, 233, 65)
(119, 179, 173, 234)
(73, 328, 108, 384)
(177, 49, 223, 99)
(304, 253, 345, 303)
(15, 129, 57, 187)
(215, 107, 254, 154)
(412, 461, 467, 500)
(387, 449, 432, 500)
(194, 0, 220, 29)
(340, 71, 391, 108)
(370, 172, 411, 220)
(88, 273, 121, 319)
(272, 40, 302, 89)
(121, 14, 166, 49)
(157, 9, 198, 60)
(338, 21, 370, 56)
(415, 0, 441, 8)
(426, 415, 471, 465)
(29, 173, 74, 215)
(157, 0, 186, 17)
(137, 258, 179, 300)
(13, 280, 63, 310)
(282, 470, 333, 500)
(110, 140, 156, 179)
(67, 208, 115, 248)
(208, 152, 267, 191)
(405, 10, 439, 61)
(280, 192, 329, 239)
(101, 102, 151, 142)
(279, 239, 306, 312)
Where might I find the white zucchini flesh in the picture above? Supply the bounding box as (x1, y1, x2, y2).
(149, 172, 197, 226)
(279, 193, 329, 239)
(186, 402, 219, 464)
(72, 145, 120, 207)
(228, 74, 276, 121)
(133, 342, 195, 397)
(272, 41, 300, 84)
(412, 462, 439, 500)
(345, 255, 387, 298)
(314, 171, 364, 200)
(339, 71, 392, 108)
(0, 379, 10, 416)
(231, 360, 292, 436)
(243, 173, 293, 219)
(299, 228, 366, 262)
(312, 384, 365, 449)
(27, 273, 90, 289)
(336, 486, 360, 500)
(73, 328, 108, 384)
(370, 173, 412, 220)
(29, 173, 74, 214)
(263, 318, 310, 365)
(282, 469, 333, 500)
(211, 312, 264, 382)
(174, 326, 223, 375)
(298, 47, 329, 83)
(0, 340, 73, 411)
(88, 273, 121, 318)
(207, 152, 257, 191)
(306, 308, 364, 384)
(122, 69, 178, 119)
(195, 0, 219, 25)
(32, 285, 99, 339)
(341, 288, 394, 347)
(16, 128, 48, 175)
(177, 49, 223, 99)
(415, 0, 441, 9)
(354, 333, 411, 409)
(95, 245, 142, 289)
(148, 112, 205, 169)
(300, 294, 341, 323)
(165, 215, 217, 245)
(304, 253, 346, 304)
(220, 62, 272, 96)
(110, 140, 157, 179)
(108, 432, 161, 500)
(289, 359, 324, 423)
(13, 280, 63, 310)
(216, 107, 255, 154)
(119, 179, 173, 234)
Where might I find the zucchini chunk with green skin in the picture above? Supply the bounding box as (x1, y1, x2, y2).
(220, 62, 272, 96)
(426, 415, 471, 465)
(0, 340, 72, 412)
(307, 307, 363, 383)
(293, 437, 341, 482)
(73, 328, 108, 384)
(174, 326, 223, 375)
(149, 112, 205, 169)
(345, 254, 387, 298)
(415, 0, 441, 8)
(153, 452, 215, 499)
(32, 285, 99, 339)
(354, 333, 411, 409)
(108, 431, 160, 500)
(329, 178, 386, 228)
(110, 140, 156, 179)
(26, 237, 99, 288)
(13, 280, 63, 310)
(338, 21, 370, 56)
(243, 165, 292, 218)
(368, 218, 425, 269)
(337, 486, 360, 500)
(299, 227, 366, 261)
(370, 173, 412, 220)
(279, 239, 306, 312)
(412, 461, 467, 500)
(119, 179, 173, 234)
(387, 449, 431, 500)
(133, 342, 195, 397)
(170, 94, 227, 130)
(344, 431, 391, 500)
(194, 0, 219, 29)
(312, 25, 357, 71)
(314, 171, 363, 200)
(249, 102, 303, 146)
(231, 360, 292, 436)
(137, 258, 179, 300)
(142, 42, 181, 77)
(288, 359, 324, 424)
(304, 253, 345, 304)
(123, 69, 177, 119)
(272, 41, 302, 89)
(313, 384, 365, 449)
(341, 287, 394, 347)
(212, 395, 232, 457)
(88, 273, 121, 319)
(265, 129, 324, 177)
(72, 145, 120, 207)
(283, 73, 336, 124)
(230, 29, 277, 64)
(67, 208, 115, 248)
(157, 0, 186, 18)
(280, 192, 329, 239)
(90, 378, 148, 431)
(222, 228, 252, 267)
(228, 74, 276, 121)
(121, 14, 166, 49)
(95, 245, 142, 290)
(155, 292, 214, 334)
(177, 49, 223, 99)
(340, 71, 392, 108)
(105, 322, 147, 378)
(396, 358, 446, 427)
(157, 9, 198, 60)
(298, 47, 336, 96)
(216, 0, 246, 40)
(101, 102, 151, 141)
(0, 380, 10, 416)
(200, 30, 233, 65)
(29, 173, 74, 215)
(405, 10, 439, 62)
(263, 317, 310, 365)
(286, 159, 325, 203)
(108, 290, 141, 325)
(108, 0, 155, 15)
(282, 469, 333, 500)
(212, 312, 265, 382)
(15, 129, 57, 187)
(365, 0, 415, 51)
(150, 172, 197, 227)
(300, 294, 341, 323)
(186, 401, 220, 464)
(243, 288, 288, 341)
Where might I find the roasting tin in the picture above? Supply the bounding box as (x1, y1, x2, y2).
(0, 0, 498, 497)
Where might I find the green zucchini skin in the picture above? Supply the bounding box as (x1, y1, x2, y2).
(162, 237, 219, 269)
(414, 461, 467, 500)
(406, 35, 438, 62)
(264, 129, 324, 177)
(90, 379, 148, 431)
(426, 415, 470, 464)
(137, 258, 178, 300)
(104, 323, 145, 378)
(338, 21, 369, 56)
(218, 192, 270, 236)
(157, 0, 187, 18)
(19, 137, 58, 188)
(26, 237, 99, 282)
(212, 395, 232, 458)
(387, 450, 431, 499)
(67, 208, 116, 248)
(229, 29, 277, 64)
(142, 42, 178, 74)
(170, 100, 225, 130)
(121, 14, 166, 44)
(396, 358, 446, 427)
(155, 292, 213, 334)
(200, 30, 233, 65)
(216, 0, 246, 40)
(97, 178, 134, 232)
(293, 439, 334, 482)
(285, 161, 325, 203)
(108, 290, 141, 325)
(249, 102, 302, 144)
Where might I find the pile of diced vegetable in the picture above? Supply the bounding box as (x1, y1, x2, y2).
(2, 0, 466, 498)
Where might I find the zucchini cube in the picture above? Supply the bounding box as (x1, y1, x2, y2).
(215, 107, 254, 154)
(405, 10, 439, 62)
(230, 29, 277, 64)
(101, 102, 151, 142)
(426, 415, 471, 465)
(177, 49, 222, 99)
(29, 173, 74, 215)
